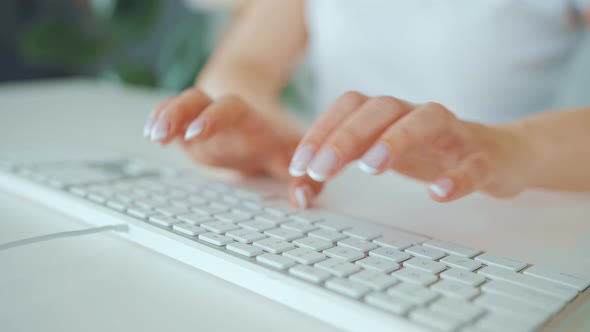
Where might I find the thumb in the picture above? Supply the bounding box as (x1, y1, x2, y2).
(289, 176, 325, 209)
(428, 153, 491, 202)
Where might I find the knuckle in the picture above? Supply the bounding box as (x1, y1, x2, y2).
(369, 96, 405, 113)
(423, 102, 454, 120)
(329, 126, 362, 155)
(337, 90, 367, 108)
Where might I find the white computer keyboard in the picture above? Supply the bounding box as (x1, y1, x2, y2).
(0, 159, 588, 332)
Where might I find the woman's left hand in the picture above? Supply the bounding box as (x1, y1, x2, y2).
(287, 91, 533, 205)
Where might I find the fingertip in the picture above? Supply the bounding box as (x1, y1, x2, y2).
(150, 118, 169, 142)
(294, 185, 311, 209)
(357, 160, 379, 175)
(184, 117, 206, 141)
(427, 178, 455, 202)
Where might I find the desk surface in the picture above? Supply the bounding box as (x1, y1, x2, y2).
(1, 79, 589, 332)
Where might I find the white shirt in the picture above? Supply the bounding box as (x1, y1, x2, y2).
(305, 0, 590, 123)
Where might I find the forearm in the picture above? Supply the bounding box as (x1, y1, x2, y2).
(504, 107, 590, 191)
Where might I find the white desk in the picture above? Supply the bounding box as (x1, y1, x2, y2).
(1, 79, 589, 331)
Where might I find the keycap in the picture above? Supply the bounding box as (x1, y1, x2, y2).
(481, 280, 566, 314)
(253, 238, 295, 254)
(440, 268, 486, 287)
(429, 298, 485, 324)
(172, 224, 206, 236)
(155, 206, 188, 217)
(475, 313, 541, 332)
(201, 221, 240, 234)
(148, 215, 181, 227)
(475, 253, 527, 272)
(477, 266, 577, 301)
(405, 245, 446, 260)
(126, 207, 156, 219)
(225, 229, 266, 243)
(316, 219, 353, 231)
(440, 255, 482, 271)
(355, 256, 400, 273)
(403, 257, 447, 274)
(214, 211, 252, 223)
(423, 239, 481, 258)
(192, 205, 229, 216)
(315, 258, 361, 277)
(264, 228, 304, 241)
(373, 230, 428, 249)
(342, 227, 380, 240)
(523, 265, 590, 292)
(256, 253, 296, 270)
(324, 246, 365, 262)
(176, 213, 215, 225)
(409, 308, 463, 332)
(289, 212, 324, 224)
(134, 198, 166, 209)
(198, 232, 234, 246)
(106, 199, 126, 211)
(337, 238, 378, 252)
(239, 220, 276, 232)
(263, 205, 295, 217)
(293, 237, 333, 251)
(365, 293, 413, 315)
(283, 248, 327, 265)
(368, 247, 411, 263)
(325, 278, 371, 299)
(288, 265, 332, 283)
(308, 229, 347, 242)
(387, 282, 439, 305)
(349, 270, 397, 290)
(226, 243, 263, 257)
(474, 293, 553, 326)
(88, 193, 107, 203)
(69, 187, 87, 196)
(281, 221, 317, 233)
(254, 214, 290, 224)
(391, 268, 438, 286)
(431, 279, 479, 300)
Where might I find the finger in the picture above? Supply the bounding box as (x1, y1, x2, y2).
(288, 91, 368, 177)
(288, 176, 325, 209)
(359, 102, 455, 174)
(306, 96, 414, 181)
(428, 152, 492, 202)
(149, 88, 212, 144)
(144, 97, 175, 138)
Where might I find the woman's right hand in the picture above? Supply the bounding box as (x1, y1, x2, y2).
(143, 87, 322, 208)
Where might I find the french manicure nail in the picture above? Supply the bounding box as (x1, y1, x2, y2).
(150, 119, 169, 141)
(185, 118, 206, 141)
(294, 185, 310, 209)
(143, 117, 155, 137)
(289, 145, 315, 177)
(358, 144, 389, 174)
(307, 148, 338, 182)
(429, 178, 454, 198)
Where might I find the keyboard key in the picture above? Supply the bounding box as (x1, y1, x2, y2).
(342, 227, 380, 240)
(475, 313, 542, 332)
(324, 246, 365, 262)
(316, 219, 353, 231)
(253, 238, 295, 254)
(283, 248, 327, 265)
(256, 253, 296, 270)
(315, 258, 361, 277)
(288, 265, 332, 283)
(293, 237, 333, 251)
(475, 253, 527, 272)
(429, 298, 484, 324)
(481, 280, 566, 314)
(365, 293, 413, 315)
(405, 245, 446, 260)
(126, 207, 156, 219)
(387, 282, 439, 305)
(423, 239, 481, 258)
(523, 265, 590, 292)
(440, 268, 486, 287)
(308, 229, 347, 242)
(225, 229, 266, 243)
(281, 221, 318, 233)
(192, 205, 229, 216)
(477, 266, 577, 301)
(289, 212, 324, 224)
(391, 268, 438, 286)
(264, 228, 304, 241)
(105, 199, 126, 211)
(373, 231, 428, 250)
(198, 232, 234, 246)
(325, 278, 371, 299)
(176, 213, 214, 225)
(430, 279, 479, 300)
(214, 211, 252, 223)
(355, 256, 400, 273)
(155, 206, 189, 217)
(349, 270, 397, 290)
(172, 224, 206, 236)
(440, 255, 482, 271)
(403, 257, 447, 274)
(474, 293, 554, 326)
(239, 220, 276, 232)
(148, 215, 181, 227)
(226, 243, 263, 257)
(337, 238, 378, 252)
(255, 214, 290, 224)
(201, 221, 240, 234)
(409, 308, 463, 332)
(134, 198, 166, 209)
(368, 247, 411, 263)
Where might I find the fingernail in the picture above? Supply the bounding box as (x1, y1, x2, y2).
(289, 145, 315, 177)
(358, 144, 389, 174)
(143, 117, 155, 137)
(307, 148, 338, 182)
(294, 185, 312, 209)
(150, 119, 169, 141)
(429, 178, 454, 198)
(185, 117, 205, 141)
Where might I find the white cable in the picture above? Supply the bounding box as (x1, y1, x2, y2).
(0, 224, 129, 251)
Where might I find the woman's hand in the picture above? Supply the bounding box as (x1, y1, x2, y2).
(144, 87, 323, 207)
(289, 91, 533, 203)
